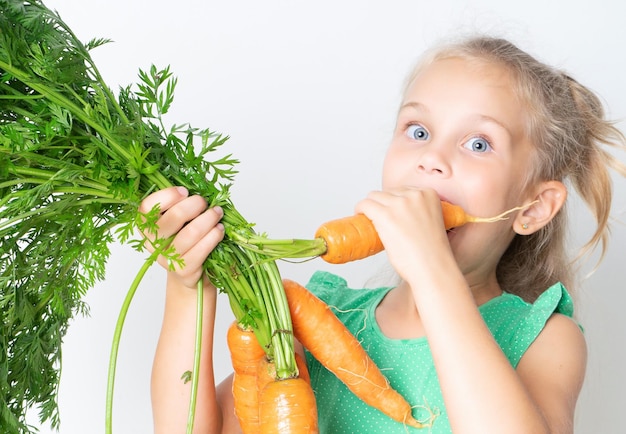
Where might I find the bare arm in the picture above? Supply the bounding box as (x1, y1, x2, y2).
(412, 269, 586, 434)
(516, 314, 587, 433)
(140, 187, 238, 433)
(151, 275, 222, 433)
(356, 187, 587, 434)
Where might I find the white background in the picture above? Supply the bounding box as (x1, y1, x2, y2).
(30, 0, 626, 433)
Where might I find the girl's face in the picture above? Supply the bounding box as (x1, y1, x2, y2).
(383, 57, 534, 281)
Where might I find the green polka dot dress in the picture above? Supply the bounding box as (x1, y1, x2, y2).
(304, 271, 576, 433)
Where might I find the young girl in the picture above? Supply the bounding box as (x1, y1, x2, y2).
(143, 36, 626, 433)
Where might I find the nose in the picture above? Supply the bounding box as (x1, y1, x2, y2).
(416, 141, 452, 176)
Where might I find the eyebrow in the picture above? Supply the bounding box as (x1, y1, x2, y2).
(473, 114, 511, 133)
(399, 101, 427, 114)
(399, 101, 511, 134)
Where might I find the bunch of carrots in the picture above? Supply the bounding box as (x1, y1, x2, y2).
(0, 1, 526, 433)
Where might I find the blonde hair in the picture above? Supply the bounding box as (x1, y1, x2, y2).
(404, 36, 626, 301)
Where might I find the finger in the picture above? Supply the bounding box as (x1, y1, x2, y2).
(176, 223, 226, 276)
(357, 188, 439, 212)
(354, 196, 382, 217)
(150, 195, 209, 241)
(168, 206, 224, 256)
(138, 186, 189, 214)
(156, 221, 225, 282)
(357, 189, 410, 210)
(354, 190, 393, 216)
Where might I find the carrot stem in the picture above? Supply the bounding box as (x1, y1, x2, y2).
(104, 236, 174, 434)
(186, 278, 204, 434)
(228, 229, 327, 260)
(208, 245, 296, 379)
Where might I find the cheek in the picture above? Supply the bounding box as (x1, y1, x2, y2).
(381, 146, 402, 189)
(463, 176, 521, 217)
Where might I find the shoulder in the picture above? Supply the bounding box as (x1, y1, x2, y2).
(306, 270, 350, 293)
(485, 282, 586, 409)
(481, 282, 579, 367)
(518, 312, 587, 375)
(516, 312, 587, 431)
(305, 270, 390, 306)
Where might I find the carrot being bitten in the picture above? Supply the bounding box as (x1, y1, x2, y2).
(315, 201, 533, 264)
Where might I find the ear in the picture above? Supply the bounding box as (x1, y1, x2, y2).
(513, 180, 567, 235)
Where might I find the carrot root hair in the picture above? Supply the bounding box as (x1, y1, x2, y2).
(409, 399, 440, 431)
(462, 200, 539, 224)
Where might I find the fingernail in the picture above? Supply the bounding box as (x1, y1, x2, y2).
(176, 186, 188, 196)
(213, 206, 223, 217)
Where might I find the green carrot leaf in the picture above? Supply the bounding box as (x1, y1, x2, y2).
(1, 1, 322, 432)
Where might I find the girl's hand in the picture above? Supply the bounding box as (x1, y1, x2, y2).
(354, 187, 454, 283)
(138, 186, 225, 289)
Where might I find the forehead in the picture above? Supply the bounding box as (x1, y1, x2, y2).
(404, 58, 527, 135)
(406, 57, 517, 103)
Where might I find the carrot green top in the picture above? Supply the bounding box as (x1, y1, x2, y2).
(304, 271, 577, 433)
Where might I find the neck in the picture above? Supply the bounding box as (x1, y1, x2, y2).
(396, 276, 503, 307)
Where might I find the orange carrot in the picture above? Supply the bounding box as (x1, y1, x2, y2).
(283, 279, 431, 429)
(228, 321, 314, 433)
(227, 321, 266, 434)
(255, 353, 316, 433)
(316, 201, 531, 263)
(227, 321, 266, 375)
(295, 352, 311, 384)
(256, 356, 276, 397)
(232, 373, 260, 434)
(258, 377, 318, 434)
(257, 353, 311, 395)
(315, 214, 384, 265)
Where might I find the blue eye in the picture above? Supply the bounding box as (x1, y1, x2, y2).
(406, 124, 429, 141)
(463, 137, 492, 153)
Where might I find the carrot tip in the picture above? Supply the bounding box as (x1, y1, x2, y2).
(405, 399, 440, 429)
